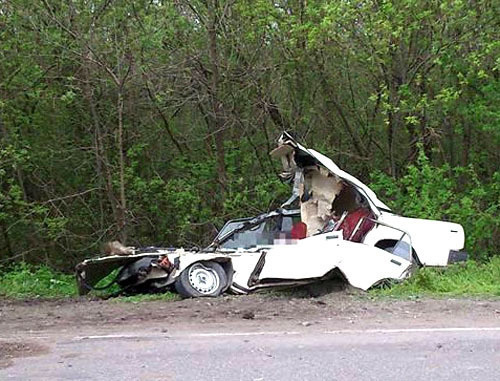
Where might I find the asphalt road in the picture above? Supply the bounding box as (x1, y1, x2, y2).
(2, 325, 500, 380)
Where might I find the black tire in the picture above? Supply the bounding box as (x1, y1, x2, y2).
(175, 261, 228, 298)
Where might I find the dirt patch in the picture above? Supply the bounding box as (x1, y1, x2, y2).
(0, 341, 49, 369)
(1, 286, 499, 334)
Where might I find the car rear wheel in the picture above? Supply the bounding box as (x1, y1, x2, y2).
(175, 261, 228, 298)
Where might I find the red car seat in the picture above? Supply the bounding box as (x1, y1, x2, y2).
(291, 221, 308, 240)
(338, 208, 374, 242)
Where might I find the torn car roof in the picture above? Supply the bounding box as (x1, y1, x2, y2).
(271, 132, 391, 212)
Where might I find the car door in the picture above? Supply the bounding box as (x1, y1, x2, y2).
(257, 232, 345, 280)
(256, 232, 412, 290)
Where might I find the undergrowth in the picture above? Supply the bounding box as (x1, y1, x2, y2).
(0, 263, 75, 299)
(371, 257, 500, 298)
(370, 149, 500, 261)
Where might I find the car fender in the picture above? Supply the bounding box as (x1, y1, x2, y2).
(171, 251, 262, 290)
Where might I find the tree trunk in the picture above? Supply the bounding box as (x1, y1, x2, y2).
(387, 110, 396, 177)
(117, 89, 127, 243)
(207, 2, 227, 197)
(462, 119, 471, 166)
(445, 117, 455, 167)
(81, 57, 119, 237)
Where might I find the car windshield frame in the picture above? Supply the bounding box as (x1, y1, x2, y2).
(208, 209, 300, 250)
(214, 217, 253, 242)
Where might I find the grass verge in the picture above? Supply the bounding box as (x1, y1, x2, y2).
(0, 262, 179, 301)
(371, 256, 500, 298)
(111, 292, 180, 303)
(2, 257, 499, 300)
(0, 263, 76, 299)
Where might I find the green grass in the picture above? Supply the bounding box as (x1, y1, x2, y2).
(2, 257, 499, 300)
(112, 292, 180, 303)
(371, 256, 500, 298)
(0, 263, 76, 299)
(0, 262, 180, 301)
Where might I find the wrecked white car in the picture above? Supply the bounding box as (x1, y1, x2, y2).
(76, 132, 467, 298)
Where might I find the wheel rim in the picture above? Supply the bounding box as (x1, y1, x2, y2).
(188, 263, 220, 295)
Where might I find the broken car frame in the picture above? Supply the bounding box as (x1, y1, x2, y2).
(76, 132, 467, 298)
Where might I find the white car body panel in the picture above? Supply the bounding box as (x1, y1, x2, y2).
(144, 232, 412, 292)
(363, 212, 465, 266)
(165, 232, 410, 292)
(257, 233, 411, 290)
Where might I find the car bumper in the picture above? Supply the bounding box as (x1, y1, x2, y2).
(448, 250, 468, 264)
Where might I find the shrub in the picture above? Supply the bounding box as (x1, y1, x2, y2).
(370, 147, 499, 260)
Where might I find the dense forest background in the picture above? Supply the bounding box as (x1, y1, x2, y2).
(0, 0, 498, 271)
